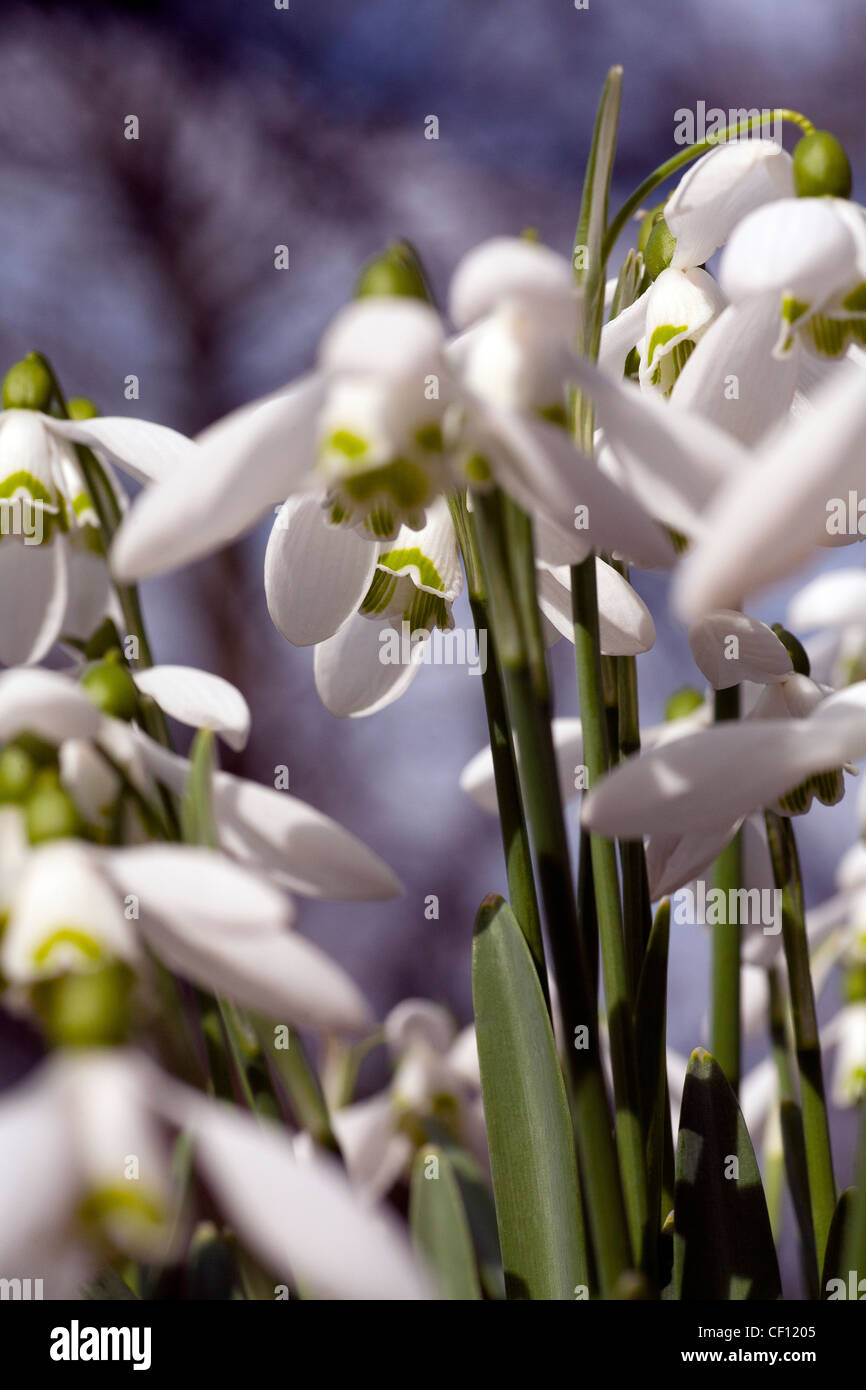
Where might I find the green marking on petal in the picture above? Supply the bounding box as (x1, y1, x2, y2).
(841, 282, 866, 314)
(537, 402, 568, 428)
(33, 927, 105, 968)
(414, 423, 444, 452)
(78, 1184, 166, 1234)
(360, 568, 399, 616)
(407, 590, 450, 631)
(802, 313, 866, 357)
(646, 323, 688, 367)
(463, 453, 492, 484)
(326, 429, 369, 459)
(377, 546, 445, 592)
(782, 295, 810, 326)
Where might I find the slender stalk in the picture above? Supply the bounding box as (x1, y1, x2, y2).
(602, 109, 815, 262)
(711, 685, 742, 1093)
(765, 810, 836, 1268)
(843, 1098, 866, 1284)
(253, 1016, 340, 1153)
(572, 554, 650, 1271)
(768, 965, 819, 1296)
(615, 624, 652, 996)
(471, 492, 632, 1296)
(450, 491, 546, 991)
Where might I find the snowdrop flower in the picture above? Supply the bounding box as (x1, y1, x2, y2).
(112, 237, 676, 593)
(0, 835, 373, 1035)
(687, 610, 793, 690)
(0, 371, 195, 666)
(788, 568, 866, 687)
(720, 196, 866, 358)
(673, 363, 866, 622)
(0, 665, 402, 902)
(600, 266, 725, 395)
(582, 678, 866, 844)
(333, 1000, 484, 1202)
(533, 555, 655, 652)
(664, 138, 795, 270)
(0, 1048, 432, 1299)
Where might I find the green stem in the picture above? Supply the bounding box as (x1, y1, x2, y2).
(765, 810, 836, 1268)
(253, 1016, 340, 1153)
(450, 492, 546, 991)
(768, 965, 819, 1296)
(711, 685, 742, 1094)
(472, 493, 632, 1296)
(602, 109, 815, 263)
(843, 1098, 866, 1284)
(572, 554, 650, 1272)
(614, 616, 652, 997)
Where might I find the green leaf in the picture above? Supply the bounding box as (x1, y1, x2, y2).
(410, 1145, 482, 1300)
(422, 1124, 505, 1299)
(673, 1047, 781, 1300)
(472, 894, 586, 1299)
(822, 1187, 855, 1296)
(635, 899, 670, 1245)
(181, 728, 218, 849)
(573, 65, 623, 448)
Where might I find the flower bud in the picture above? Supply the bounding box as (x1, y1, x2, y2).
(644, 217, 677, 280)
(25, 774, 83, 844)
(81, 653, 139, 721)
(793, 131, 852, 199)
(2, 354, 53, 411)
(771, 623, 810, 677)
(67, 396, 99, 421)
(355, 241, 432, 302)
(637, 201, 667, 258)
(31, 961, 134, 1047)
(0, 744, 36, 803)
(665, 686, 704, 721)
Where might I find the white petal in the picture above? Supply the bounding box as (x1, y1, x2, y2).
(720, 198, 858, 308)
(48, 416, 197, 485)
(381, 495, 463, 604)
(599, 290, 650, 376)
(449, 236, 575, 328)
(265, 495, 378, 647)
(673, 364, 866, 620)
(179, 1093, 433, 1299)
(646, 821, 741, 899)
(2, 841, 137, 982)
(141, 913, 371, 1033)
(0, 533, 68, 666)
(640, 267, 725, 386)
(671, 294, 799, 445)
(320, 299, 445, 378)
(688, 610, 793, 689)
(314, 613, 424, 718)
(536, 558, 655, 654)
(533, 510, 594, 566)
(567, 349, 748, 536)
(0, 667, 102, 742)
(667, 139, 794, 269)
(0, 1063, 80, 1276)
(830, 1002, 866, 1107)
(61, 538, 112, 643)
(485, 408, 675, 570)
(332, 1094, 412, 1201)
(101, 844, 293, 936)
(581, 716, 866, 838)
(132, 732, 403, 901)
(110, 375, 325, 581)
(788, 569, 866, 631)
(385, 999, 456, 1056)
(460, 715, 584, 815)
(132, 666, 251, 750)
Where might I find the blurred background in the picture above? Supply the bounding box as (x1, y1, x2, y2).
(1, 0, 864, 1285)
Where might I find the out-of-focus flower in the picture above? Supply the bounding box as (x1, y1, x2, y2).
(600, 266, 725, 395)
(664, 138, 795, 270)
(333, 1000, 484, 1202)
(0, 1048, 432, 1300)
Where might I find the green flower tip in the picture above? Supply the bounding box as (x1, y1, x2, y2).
(32, 961, 134, 1048)
(80, 654, 139, 721)
(665, 686, 704, 721)
(793, 130, 852, 199)
(67, 396, 99, 421)
(2, 355, 53, 412)
(771, 622, 811, 677)
(644, 217, 677, 281)
(25, 779, 83, 844)
(355, 241, 432, 303)
(637, 201, 667, 258)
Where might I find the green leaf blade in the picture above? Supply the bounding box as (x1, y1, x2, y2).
(472, 894, 586, 1299)
(410, 1145, 482, 1301)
